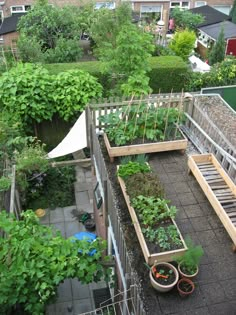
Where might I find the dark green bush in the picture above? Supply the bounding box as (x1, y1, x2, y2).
(148, 56, 190, 93)
(45, 56, 190, 95)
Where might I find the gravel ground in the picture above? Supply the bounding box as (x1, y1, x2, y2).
(194, 95, 236, 149)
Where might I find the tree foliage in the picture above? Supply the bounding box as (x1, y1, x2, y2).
(100, 23, 154, 96)
(0, 63, 55, 126)
(171, 7, 204, 30)
(230, 0, 236, 24)
(0, 210, 111, 315)
(17, 3, 92, 62)
(53, 70, 103, 121)
(169, 29, 196, 61)
(89, 3, 133, 58)
(0, 63, 103, 129)
(208, 27, 226, 65)
(186, 57, 236, 91)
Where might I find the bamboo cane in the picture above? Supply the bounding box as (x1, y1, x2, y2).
(174, 90, 184, 140)
(163, 90, 173, 141)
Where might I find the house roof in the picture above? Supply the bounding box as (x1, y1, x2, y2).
(199, 20, 236, 40)
(0, 13, 25, 35)
(189, 5, 231, 27)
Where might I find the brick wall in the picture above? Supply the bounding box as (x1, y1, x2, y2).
(0, 31, 18, 46)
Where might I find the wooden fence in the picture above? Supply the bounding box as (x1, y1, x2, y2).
(88, 106, 146, 314)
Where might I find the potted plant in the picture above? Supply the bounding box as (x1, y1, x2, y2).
(175, 238, 204, 278)
(177, 277, 195, 297)
(147, 262, 179, 292)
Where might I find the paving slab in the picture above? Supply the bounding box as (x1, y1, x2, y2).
(200, 282, 226, 305)
(63, 207, 78, 222)
(50, 208, 64, 223)
(57, 279, 73, 302)
(73, 298, 94, 314)
(52, 222, 66, 238)
(71, 279, 91, 300)
(65, 221, 82, 238)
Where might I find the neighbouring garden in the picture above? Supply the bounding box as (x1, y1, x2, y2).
(0, 1, 235, 314)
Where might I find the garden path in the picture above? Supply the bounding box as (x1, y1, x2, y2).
(40, 166, 107, 315)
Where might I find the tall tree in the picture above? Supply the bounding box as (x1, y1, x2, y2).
(230, 0, 236, 24)
(89, 3, 133, 58)
(208, 27, 226, 65)
(171, 7, 204, 30)
(17, 3, 93, 62)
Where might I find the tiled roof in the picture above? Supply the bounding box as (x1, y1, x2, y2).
(199, 20, 236, 40)
(0, 13, 25, 35)
(189, 5, 231, 27)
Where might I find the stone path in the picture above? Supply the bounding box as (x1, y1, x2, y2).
(40, 166, 107, 315)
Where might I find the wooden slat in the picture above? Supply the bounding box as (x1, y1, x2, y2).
(188, 154, 236, 247)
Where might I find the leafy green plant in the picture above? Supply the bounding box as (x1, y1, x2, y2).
(132, 196, 177, 224)
(0, 176, 11, 192)
(99, 104, 184, 146)
(52, 70, 103, 121)
(208, 26, 225, 66)
(0, 210, 111, 315)
(125, 172, 164, 200)
(0, 63, 55, 129)
(24, 165, 76, 209)
(142, 225, 182, 251)
(169, 29, 196, 61)
(171, 7, 204, 30)
(117, 161, 150, 179)
(174, 237, 204, 275)
(14, 142, 49, 191)
(156, 227, 171, 250)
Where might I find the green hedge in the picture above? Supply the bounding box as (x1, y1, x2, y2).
(45, 56, 190, 94)
(148, 56, 190, 93)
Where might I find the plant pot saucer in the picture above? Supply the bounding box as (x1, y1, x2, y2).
(35, 208, 46, 218)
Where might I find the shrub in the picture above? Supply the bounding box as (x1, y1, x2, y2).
(45, 56, 190, 94)
(52, 70, 103, 121)
(169, 29, 196, 61)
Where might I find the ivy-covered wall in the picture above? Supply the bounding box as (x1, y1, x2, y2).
(45, 56, 190, 94)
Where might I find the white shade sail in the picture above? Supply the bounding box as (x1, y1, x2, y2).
(47, 111, 87, 159)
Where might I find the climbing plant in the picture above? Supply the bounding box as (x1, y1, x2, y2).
(0, 210, 111, 315)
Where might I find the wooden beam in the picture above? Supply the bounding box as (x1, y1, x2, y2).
(50, 158, 91, 168)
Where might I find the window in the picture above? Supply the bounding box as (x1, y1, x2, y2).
(11, 5, 31, 14)
(170, 1, 190, 10)
(95, 2, 115, 10)
(0, 10, 3, 25)
(212, 5, 231, 15)
(195, 1, 207, 7)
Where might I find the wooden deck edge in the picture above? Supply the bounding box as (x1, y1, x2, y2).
(104, 131, 187, 158)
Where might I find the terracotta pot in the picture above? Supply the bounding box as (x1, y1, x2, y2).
(149, 262, 179, 293)
(178, 262, 199, 279)
(177, 277, 195, 297)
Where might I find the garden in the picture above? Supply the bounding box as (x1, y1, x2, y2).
(0, 2, 235, 313)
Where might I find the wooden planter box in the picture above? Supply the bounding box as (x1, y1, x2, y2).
(188, 154, 236, 250)
(118, 174, 187, 265)
(104, 130, 188, 162)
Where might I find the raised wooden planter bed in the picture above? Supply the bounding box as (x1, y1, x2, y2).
(188, 153, 236, 251)
(118, 174, 187, 265)
(104, 131, 188, 162)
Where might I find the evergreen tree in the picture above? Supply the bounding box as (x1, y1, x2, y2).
(230, 0, 236, 24)
(208, 27, 225, 65)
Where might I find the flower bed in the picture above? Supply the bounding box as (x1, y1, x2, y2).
(117, 160, 187, 265)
